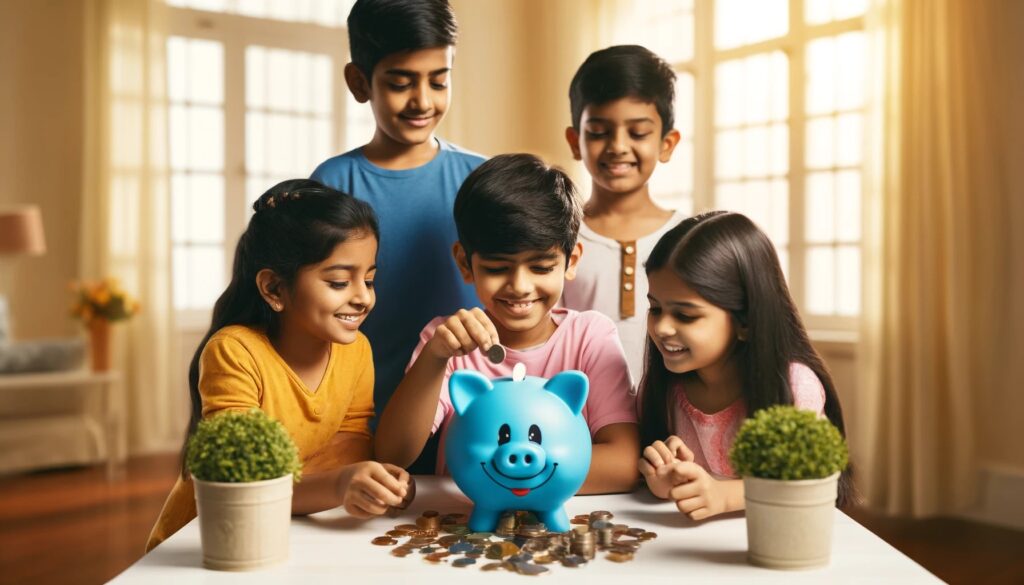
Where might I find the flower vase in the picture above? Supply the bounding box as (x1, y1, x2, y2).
(89, 319, 111, 372)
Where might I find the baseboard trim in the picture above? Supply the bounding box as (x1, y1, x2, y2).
(959, 465, 1024, 531)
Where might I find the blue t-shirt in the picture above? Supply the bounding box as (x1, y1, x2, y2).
(311, 139, 485, 418)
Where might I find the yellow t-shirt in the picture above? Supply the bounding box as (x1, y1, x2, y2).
(145, 325, 374, 551)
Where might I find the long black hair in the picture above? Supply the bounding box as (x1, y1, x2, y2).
(637, 211, 854, 507)
(180, 179, 379, 478)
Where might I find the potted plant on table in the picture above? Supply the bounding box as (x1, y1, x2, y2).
(186, 408, 302, 571)
(729, 405, 849, 570)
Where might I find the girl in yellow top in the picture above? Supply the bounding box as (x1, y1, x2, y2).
(147, 179, 409, 551)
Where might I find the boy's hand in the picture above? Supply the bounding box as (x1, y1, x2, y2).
(661, 460, 729, 521)
(337, 461, 410, 518)
(425, 308, 500, 361)
(638, 436, 694, 499)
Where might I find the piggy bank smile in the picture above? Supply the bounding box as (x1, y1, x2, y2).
(445, 368, 592, 532)
(481, 460, 559, 496)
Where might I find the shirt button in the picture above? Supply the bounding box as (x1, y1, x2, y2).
(624, 266, 635, 276)
(624, 245, 635, 255)
(314, 407, 322, 415)
(623, 282, 634, 291)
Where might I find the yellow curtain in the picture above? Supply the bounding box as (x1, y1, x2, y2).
(857, 0, 1010, 515)
(82, 0, 180, 455)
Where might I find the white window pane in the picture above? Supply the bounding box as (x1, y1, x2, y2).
(835, 170, 861, 241)
(778, 248, 790, 282)
(312, 56, 332, 115)
(236, 0, 267, 19)
(246, 46, 266, 109)
(806, 36, 836, 115)
(715, 60, 743, 127)
(267, 49, 294, 111)
(292, 53, 314, 114)
(715, 0, 787, 49)
(292, 116, 312, 170)
(743, 126, 769, 177)
(770, 178, 789, 245)
(172, 246, 189, 310)
(187, 0, 229, 12)
(267, 113, 294, 174)
(716, 129, 743, 179)
(188, 39, 223, 105)
(769, 123, 788, 175)
(167, 37, 188, 102)
(676, 72, 695, 135)
(769, 52, 789, 121)
(806, 116, 835, 169)
(806, 246, 836, 314)
(743, 180, 771, 231)
(716, 181, 744, 212)
(246, 112, 266, 174)
(188, 246, 226, 309)
(248, 176, 268, 212)
(187, 173, 225, 243)
(188, 106, 224, 170)
(836, 246, 860, 315)
(835, 0, 868, 20)
(806, 171, 835, 243)
(169, 104, 188, 170)
(836, 32, 866, 110)
(744, 56, 772, 124)
(313, 118, 333, 165)
(836, 112, 863, 166)
(171, 174, 189, 243)
(805, 0, 831, 24)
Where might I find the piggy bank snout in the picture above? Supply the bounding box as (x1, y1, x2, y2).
(493, 442, 547, 477)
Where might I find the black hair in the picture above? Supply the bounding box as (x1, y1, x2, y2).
(179, 179, 379, 478)
(347, 0, 458, 79)
(637, 211, 855, 507)
(569, 45, 677, 137)
(454, 153, 581, 264)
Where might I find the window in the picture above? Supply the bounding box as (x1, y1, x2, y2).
(166, 0, 374, 321)
(612, 0, 867, 331)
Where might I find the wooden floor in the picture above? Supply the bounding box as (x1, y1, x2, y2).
(1, 454, 1022, 584)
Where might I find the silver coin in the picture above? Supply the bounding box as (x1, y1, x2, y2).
(486, 343, 506, 364)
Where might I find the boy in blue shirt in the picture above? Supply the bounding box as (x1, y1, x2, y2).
(311, 0, 485, 438)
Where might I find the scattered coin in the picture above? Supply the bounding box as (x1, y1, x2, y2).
(374, 508, 654, 574)
(486, 343, 506, 364)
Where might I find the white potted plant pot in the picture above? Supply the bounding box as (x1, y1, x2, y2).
(193, 473, 293, 571)
(743, 471, 840, 569)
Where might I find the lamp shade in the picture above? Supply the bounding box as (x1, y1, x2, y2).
(0, 206, 46, 255)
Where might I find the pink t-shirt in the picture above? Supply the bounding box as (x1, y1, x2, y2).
(408, 308, 637, 474)
(671, 362, 826, 479)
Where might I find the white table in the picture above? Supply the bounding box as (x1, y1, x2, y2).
(114, 476, 941, 583)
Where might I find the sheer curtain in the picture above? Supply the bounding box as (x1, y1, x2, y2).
(82, 0, 180, 455)
(857, 0, 1011, 515)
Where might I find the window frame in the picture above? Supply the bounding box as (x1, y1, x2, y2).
(165, 6, 353, 329)
(681, 0, 865, 334)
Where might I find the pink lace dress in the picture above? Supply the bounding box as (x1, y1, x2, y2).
(672, 362, 826, 478)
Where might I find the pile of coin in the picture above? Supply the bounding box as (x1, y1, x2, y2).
(371, 508, 658, 575)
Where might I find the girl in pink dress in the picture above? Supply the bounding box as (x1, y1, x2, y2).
(637, 211, 853, 520)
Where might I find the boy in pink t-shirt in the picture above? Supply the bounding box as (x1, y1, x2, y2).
(374, 154, 639, 494)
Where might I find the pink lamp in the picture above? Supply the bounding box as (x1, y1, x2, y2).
(0, 206, 47, 342)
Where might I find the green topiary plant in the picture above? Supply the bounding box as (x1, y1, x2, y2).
(729, 405, 848, 480)
(187, 408, 302, 483)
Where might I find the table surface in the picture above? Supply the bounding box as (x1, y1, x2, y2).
(113, 476, 941, 584)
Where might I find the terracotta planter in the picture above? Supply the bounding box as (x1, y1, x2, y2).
(88, 319, 111, 372)
(193, 474, 293, 571)
(743, 472, 839, 570)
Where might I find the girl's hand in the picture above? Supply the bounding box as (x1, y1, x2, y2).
(661, 460, 730, 521)
(425, 308, 500, 361)
(638, 436, 695, 499)
(337, 461, 410, 518)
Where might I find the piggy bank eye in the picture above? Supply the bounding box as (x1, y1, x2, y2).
(528, 424, 542, 444)
(498, 423, 511, 445)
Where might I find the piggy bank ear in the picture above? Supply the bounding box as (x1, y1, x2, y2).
(543, 370, 589, 416)
(449, 369, 494, 416)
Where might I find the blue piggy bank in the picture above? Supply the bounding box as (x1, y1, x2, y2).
(444, 367, 592, 533)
